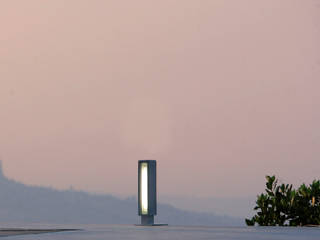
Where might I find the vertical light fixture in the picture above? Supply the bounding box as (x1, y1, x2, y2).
(140, 162, 149, 215)
(138, 160, 157, 225)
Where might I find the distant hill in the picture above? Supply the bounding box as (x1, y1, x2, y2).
(0, 162, 242, 226)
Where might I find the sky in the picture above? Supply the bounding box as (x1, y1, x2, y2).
(1, 1, 319, 201)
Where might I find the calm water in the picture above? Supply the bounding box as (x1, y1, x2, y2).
(1, 224, 320, 240)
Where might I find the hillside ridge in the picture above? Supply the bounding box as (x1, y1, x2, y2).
(0, 161, 242, 226)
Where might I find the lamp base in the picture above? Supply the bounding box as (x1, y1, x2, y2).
(141, 215, 154, 225)
(135, 215, 168, 226)
(135, 224, 168, 226)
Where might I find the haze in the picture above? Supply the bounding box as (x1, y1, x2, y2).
(1, 0, 319, 202)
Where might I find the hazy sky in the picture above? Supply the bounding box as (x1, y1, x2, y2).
(1, 0, 319, 199)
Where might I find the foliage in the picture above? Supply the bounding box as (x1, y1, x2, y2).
(246, 176, 320, 226)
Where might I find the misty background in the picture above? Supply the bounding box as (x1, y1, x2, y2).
(0, 161, 242, 226)
(0, 0, 319, 220)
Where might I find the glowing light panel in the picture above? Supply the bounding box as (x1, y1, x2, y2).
(140, 163, 148, 215)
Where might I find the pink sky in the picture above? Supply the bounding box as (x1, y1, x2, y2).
(0, 0, 319, 198)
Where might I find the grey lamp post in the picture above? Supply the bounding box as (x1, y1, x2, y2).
(138, 160, 167, 226)
(138, 160, 157, 225)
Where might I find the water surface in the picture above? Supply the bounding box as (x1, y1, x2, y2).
(1, 224, 319, 240)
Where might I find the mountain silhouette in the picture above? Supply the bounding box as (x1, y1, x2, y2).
(0, 160, 4, 179)
(0, 161, 242, 226)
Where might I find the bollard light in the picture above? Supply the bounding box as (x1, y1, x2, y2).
(138, 160, 157, 225)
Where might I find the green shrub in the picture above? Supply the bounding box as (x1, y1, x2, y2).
(246, 176, 320, 226)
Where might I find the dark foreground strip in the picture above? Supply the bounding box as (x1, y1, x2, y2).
(0, 229, 79, 237)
